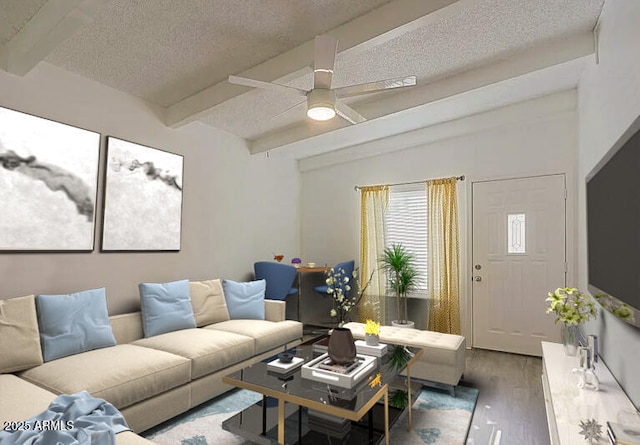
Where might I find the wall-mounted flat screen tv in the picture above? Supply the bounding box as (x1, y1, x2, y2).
(587, 114, 640, 328)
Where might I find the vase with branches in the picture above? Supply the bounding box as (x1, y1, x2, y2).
(381, 243, 418, 326)
(325, 267, 374, 327)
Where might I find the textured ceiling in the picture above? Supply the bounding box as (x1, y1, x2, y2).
(45, 0, 390, 106)
(0, 0, 47, 45)
(201, 0, 604, 140)
(0, 0, 604, 157)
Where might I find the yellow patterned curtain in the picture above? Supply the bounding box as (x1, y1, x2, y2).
(359, 185, 389, 323)
(427, 177, 461, 334)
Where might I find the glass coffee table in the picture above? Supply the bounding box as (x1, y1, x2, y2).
(222, 337, 423, 445)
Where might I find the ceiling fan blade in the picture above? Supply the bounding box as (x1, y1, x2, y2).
(271, 99, 307, 120)
(335, 102, 366, 125)
(334, 75, 417, 99)
(313, 35, 338, 90)
(228, 75, 307, 96)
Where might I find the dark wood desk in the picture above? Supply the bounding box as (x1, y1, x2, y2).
(295, 266, 330, 273)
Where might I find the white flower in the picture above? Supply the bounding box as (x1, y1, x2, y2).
(327, 288, 334, 294)
(330, 309, 337, 317)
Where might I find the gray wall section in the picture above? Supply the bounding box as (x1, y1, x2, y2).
(578, 0, 640, 412)
(585, 308, 640, 411)
(0, 65, 301, 315)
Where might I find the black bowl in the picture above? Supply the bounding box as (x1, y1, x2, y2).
(278, 352, 294, 363)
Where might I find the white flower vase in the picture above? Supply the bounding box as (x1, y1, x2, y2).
(561, 324, 579, 356)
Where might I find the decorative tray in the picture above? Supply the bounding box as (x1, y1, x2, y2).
(301, 353, 377, 389)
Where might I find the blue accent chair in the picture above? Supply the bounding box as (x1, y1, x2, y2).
(254, 261, 298, 301)
(313, 260, 356, 297)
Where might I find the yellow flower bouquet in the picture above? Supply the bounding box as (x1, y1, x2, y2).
(364, 319, 380, 336)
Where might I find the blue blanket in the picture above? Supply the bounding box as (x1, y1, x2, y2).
(0, 391, 129, 445)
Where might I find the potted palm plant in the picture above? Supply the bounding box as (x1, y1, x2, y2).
(381, 243, 418, 328)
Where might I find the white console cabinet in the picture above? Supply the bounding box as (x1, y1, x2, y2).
(541, 341, 640, 444)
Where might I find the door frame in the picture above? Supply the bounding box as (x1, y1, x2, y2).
(463, 172, 577, 349)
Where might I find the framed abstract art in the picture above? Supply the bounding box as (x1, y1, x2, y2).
(0, 106, 100, 251)
(101, 137, 183, 251)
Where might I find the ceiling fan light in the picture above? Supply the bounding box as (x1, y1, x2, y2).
(307, 104, 336, 121)
(306, 88, 336, 121)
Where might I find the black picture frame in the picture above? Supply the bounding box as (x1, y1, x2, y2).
(0, 106, 100, 251)
(101, 137, 183, 251)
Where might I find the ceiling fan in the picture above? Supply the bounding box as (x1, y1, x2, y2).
(228, 35, 417, 124)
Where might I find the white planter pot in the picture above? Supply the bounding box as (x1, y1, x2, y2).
(391, 320, 415, 329)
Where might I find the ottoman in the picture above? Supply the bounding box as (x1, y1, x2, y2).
(343, 322, 466, 391)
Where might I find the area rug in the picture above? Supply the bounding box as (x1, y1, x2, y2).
(143, 385, 478, 445)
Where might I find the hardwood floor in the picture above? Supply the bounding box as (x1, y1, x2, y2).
(462, 348, 550, 445)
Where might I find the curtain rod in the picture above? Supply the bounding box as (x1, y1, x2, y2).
(354, 175, 465, 191)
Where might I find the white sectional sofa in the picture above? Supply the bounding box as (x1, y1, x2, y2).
(0, 278, 304, 444)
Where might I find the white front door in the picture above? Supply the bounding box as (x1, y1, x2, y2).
(472, 175, 566, 356)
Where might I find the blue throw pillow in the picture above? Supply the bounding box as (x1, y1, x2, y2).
(139, 279, 196, 337)
(36, 288, 116, 362)
(222, 279, 266, 320)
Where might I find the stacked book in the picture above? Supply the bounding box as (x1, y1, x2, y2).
(607, 422, 640, 445)
(355, 340, 388, 357)
(266, 356, 304, 374)
(308, 410, 351, 438)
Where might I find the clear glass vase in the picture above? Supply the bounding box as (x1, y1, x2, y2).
(561, 324, 579, 356)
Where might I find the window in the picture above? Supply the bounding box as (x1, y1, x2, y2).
(384, 186, 428, 295)
(507, 213, 526, 254)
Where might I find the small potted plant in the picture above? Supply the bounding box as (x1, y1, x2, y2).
(291, 257, 302, 268)
(364, 319, 380, 346)
(380, 243, 418, 328)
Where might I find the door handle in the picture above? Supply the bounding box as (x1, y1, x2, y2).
(474, 276, 482, 282)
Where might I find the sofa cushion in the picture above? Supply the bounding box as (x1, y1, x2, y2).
(36, 288, 116, 362)
(189, 279, 230, 327)
(133, 328, 254, 379)
(139, 279, 196, 337)
(222, 279, 266, 320)
(0, 295, 43, 373)
(18, 344, 191, 410)
(0, 375, 152, 445)
(206, 320, 302, 354)
(0, 374, 56, 424)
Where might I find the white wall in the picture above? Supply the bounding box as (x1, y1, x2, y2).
(300, 91, 579, 338)
(0, 63, 300, 314)
(578, 0, 640, 409)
